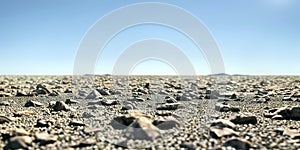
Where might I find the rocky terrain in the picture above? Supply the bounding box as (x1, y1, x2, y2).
(0, 75, 300, 149)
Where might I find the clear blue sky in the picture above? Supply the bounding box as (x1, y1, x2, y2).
(1, 0, 299, 75)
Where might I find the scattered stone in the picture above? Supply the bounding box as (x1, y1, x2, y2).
(283, 129, 300, 139)
(24, 100, 43, 107)
(264, 106, 300, 120)
(211, 119, 236, 129)
(52, 101, 74, 111)
(165, 97, 177, 103)
(0, 101, 10, 106)
(0, 116, 13, 124)
(283, 96, 292, 101)
(65, 99, 79, 104)
(96, 88, 110, 96)
(5, 136, 32, 149)
(35, 133, 57, 145)
(70, 139, 96, 148)
(111, 112, 150, 129)
(35, 120, 50, 128)
(125, 117, 161, 140)
(152, 117, 180, 130)
(223, 138, 252, 150)
(13, 128, 30, 136)
(101, 99, 119, 106)
(215, 103, 240, 112)
(14, 111, 35, 117)
(155, 111, 173, 116)
(156, 103, 183, 110)
(82, 112, 95, 118)
(210, 128, 238, 139)
(69, 120, 85, 126)
(48, 91, 59, 96)
(229, 113, 257, 125)
(86, 90, 102, 99)
(36, 84, 51, 94)
(121, 104, 136, 110)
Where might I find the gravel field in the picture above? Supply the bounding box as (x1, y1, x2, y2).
(1, 75, 300, 149)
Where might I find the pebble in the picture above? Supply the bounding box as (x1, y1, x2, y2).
(24, 100, 43, 107)
(0, 101, 10, 106)
(211, 119, 236, 129)
(14, 110, 35, 117)
(65, 99, 79, 104)
(0, 116, 13, 124)
(156, 103, 183, 110)
(69, 120, 86, 126)
(52, 101, 74, 111)
(215, 103, 240, 112)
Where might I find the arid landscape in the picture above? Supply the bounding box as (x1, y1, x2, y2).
(0, 75, 300, 149)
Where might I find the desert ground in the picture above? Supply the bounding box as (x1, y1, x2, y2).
(0, 75, 300, 149)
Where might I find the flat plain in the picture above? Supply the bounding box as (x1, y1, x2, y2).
(0, 75, 300, 149)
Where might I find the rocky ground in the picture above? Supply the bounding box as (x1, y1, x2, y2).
(0, 75, 300, 149)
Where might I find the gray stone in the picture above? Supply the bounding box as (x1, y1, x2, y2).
(223, 138, 251, 150)
(24, 100, 43, 107)
(35, 133, 57, 145)
(210, 128, 238, 139)
(229, 113, 257, 125)
(5, 136, 32, 149)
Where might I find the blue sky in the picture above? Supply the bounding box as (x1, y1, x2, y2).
(0, 0, 299, 75)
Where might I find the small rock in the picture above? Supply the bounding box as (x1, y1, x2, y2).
(70, 139, 96, 148)
(65, 99, 79, 104)
(86, 90, 102, 99)
(48, 91, 59, 96)
(125, 117, 161, 140)
(223, 138, 251, 150)
(0, 101, 10, 106)
(283, 96, 292, 101)
(14, 111, 35, 117)
(165, 97, 177, 103)
(82, 112, 95, 118)
(152, 117, 180, 130)
(101, 99, 119, 106)
(24, 100, 43, 107)
(215, 103, 240, 112)
(69, 120, 85, 126)
(210, 128, 238, 139)
(13, 128, 30, 136)
(156, 103, 183, 110)
(35, 133, 57, 145)
(52, 101, 74, 111)
(0, 116, 13, 124)
(121, 104, 136, 110)
(211, 119, 236, 129)
(229, 113, 257, 125)
(35, 120, 50, 128)
(96, 88, 110, 96)
(5, 136, 32, 149)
